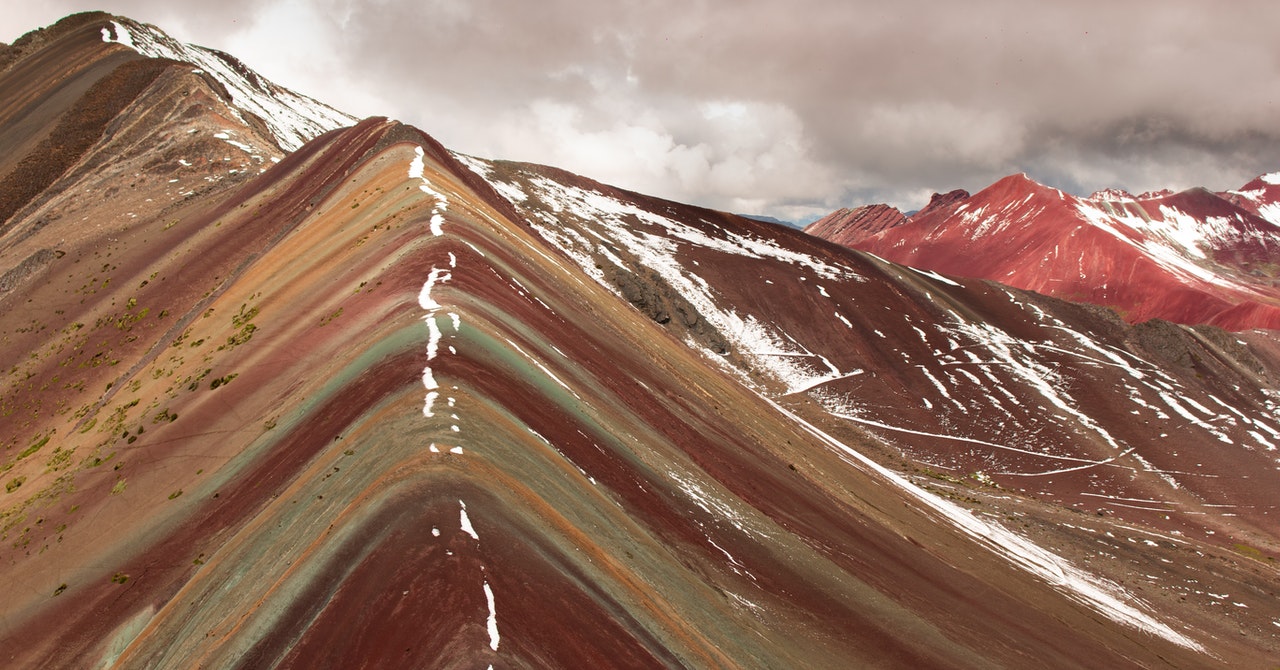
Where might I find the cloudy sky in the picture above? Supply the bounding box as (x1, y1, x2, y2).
(4, 2, 1280, 221)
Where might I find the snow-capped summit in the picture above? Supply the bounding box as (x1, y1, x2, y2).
(100, 16, 356, 152)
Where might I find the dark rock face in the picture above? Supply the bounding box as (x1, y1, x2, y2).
(0, 56, 175, 229)
(610, 265, 729, 353)
(0, 247, 57, 293)
(912, 188, 970, 219)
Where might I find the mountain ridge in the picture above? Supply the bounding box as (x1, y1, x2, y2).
(0, 12, 1276, 667)
(809, 170, 1280, 331)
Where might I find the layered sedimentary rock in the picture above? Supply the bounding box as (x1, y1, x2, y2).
(0, 12, 1277, 669)
(806, 203, 908, 241)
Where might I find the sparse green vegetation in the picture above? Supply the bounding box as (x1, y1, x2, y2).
(319, 307, 343, 326)
(167, 489, 182, 500)
(18, 432, 52, 460)
(45, 447, 72, 472)
(110, 479, 127, 495)
(6, 476, 26, 493)
(220, 326, 254, 349)
(213, 303, 261, 351)
(232, 303, 259, 328)
(209, 373, 237, 390)
(1234, 543, 1272, 562)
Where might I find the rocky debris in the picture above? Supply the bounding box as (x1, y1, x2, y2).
(0, 248, 58, 293)
(609, 264, 729, 354)
(0, 42, 14, 72)
(1130, 318, 1201, 368)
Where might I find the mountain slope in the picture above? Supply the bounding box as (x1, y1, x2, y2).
(0, 12, 1277, 668)
(808, 173, 1280, 330)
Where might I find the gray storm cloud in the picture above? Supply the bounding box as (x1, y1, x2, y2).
(4, 0, 1280, 220)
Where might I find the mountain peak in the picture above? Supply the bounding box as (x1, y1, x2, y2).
(96, 15, 356, 152)
(804, 203, 907, 242)
(1089, 188, 1137, 202)
(911, 188, 970, 219)
(984, 171, 1064, 199)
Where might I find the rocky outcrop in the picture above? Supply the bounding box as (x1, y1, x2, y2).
(911, 188, 970, 220)
(804, 203, 907, 244)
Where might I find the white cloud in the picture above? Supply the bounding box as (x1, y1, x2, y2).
(6, 0, 1280, 221)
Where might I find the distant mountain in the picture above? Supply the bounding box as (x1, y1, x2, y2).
(738, 213, 804, 229)
(802, 203, 908, 238)
(809, 172, 1280, 330)
(1, 11, 1278, 668)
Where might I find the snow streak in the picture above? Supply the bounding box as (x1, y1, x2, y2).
(772, 398, 1204, 652)
(101, 18, 355, 151)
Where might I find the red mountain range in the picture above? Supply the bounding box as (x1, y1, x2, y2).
(808, 172, 1280, 330)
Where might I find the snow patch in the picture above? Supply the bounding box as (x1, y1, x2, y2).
(459, 501, 479, 540)
(483, 581, 500, 650)
(909, 266, 962, 287)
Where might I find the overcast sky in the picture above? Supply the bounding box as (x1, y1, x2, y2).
(4, 2, 1280, 221)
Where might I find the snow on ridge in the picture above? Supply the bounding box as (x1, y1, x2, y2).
(1073, 201, 1243, 290)
(410, 147, 449, 236)
(1089, 188, 1136, 202)
(957, 192, 1048, 241)
(532, 178, 861, 281)
(452, 152, 529, 203)
(505, 174, 866, 394)
(1261, 172, 1280, 186)
(950, 318, 1124, 452)
(101, 21, 134, 49)
(1255, 202, 1280, 229)
(908, 266, 962, 287)
(416, 147, 454, 418)
(102, 17, 356, 152)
